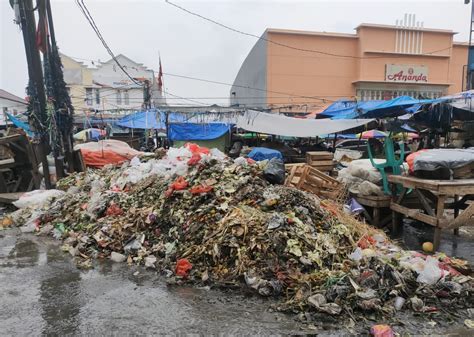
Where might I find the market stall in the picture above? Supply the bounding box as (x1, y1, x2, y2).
(389, 174, 474, 250)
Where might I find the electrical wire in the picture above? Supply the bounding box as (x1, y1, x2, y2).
(75, 0, 143, 86)
(165, 0, 453, 59)
(75, 0, 206, 106)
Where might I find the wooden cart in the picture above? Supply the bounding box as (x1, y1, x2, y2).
(388, 175, 474, 251)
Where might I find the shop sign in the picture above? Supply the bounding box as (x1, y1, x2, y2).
(385, 64, 428, 83)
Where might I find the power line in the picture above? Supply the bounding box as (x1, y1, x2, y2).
(74, 0, 208, 106)
(165, 0, 453, 59)
(75, 0, 143, 86)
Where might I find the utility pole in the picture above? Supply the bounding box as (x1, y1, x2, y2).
(16, 0, 52, 188)
(45, 0, 75, 173)
(465, 0, 474, 90)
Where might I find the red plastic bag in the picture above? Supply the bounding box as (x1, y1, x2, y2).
(190, 185, 213, 195)
(185, 143, 210, 155)
(105, 203, 124, 216)
(175, 258, 192, 278)
(358, 234, 376, 249)
(171, 176, 188, 190)
(246, 158, 256, 165)
(187, 153, 202, 166)
(370, 325, 394, 337)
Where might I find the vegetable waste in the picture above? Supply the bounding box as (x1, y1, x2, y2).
(9, 143, 473, 322)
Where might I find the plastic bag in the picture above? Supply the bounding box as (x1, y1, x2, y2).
(190, 185, 213, 195)
(176, 258, 192, 277)
(263, 158, 285, 185)
(130, 156, 141, 167)
(209, 148, 226, 160)
(370, 324, 394, 337)
(234, 157, 248, 167)
(187, 153, 202, 166)
(105, 203, 124, 217)
(417, 256, 444, 285)
(13, 189, 65, 209)
(185, 143, 210, 155)
(171, 176, 188, 190)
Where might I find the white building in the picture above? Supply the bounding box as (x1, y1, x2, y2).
(0, 89, 27, 125)
(61, 53, 165, 115)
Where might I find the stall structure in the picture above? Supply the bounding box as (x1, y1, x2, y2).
(389, 175, 474, 250)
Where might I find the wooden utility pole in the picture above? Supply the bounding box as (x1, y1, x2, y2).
(45, 0, 75, 174)
(17, 0, 52, 188)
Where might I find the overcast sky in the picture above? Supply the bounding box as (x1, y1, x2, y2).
(0, 0, 471, 106)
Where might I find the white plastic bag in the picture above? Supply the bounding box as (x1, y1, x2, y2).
(234, 157, 248, 167)
(416, 256, 444, 285)
(13, 189, 65, 209)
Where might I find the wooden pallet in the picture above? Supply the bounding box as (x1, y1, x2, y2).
(285, 164, 342, 199)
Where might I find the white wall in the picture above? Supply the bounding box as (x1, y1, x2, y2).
(230, 33, 268, 108)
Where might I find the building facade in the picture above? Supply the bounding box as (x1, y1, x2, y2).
(0, 89, 27, 125)
(61, 54, 165, 115)
(230, 16, 469, 111)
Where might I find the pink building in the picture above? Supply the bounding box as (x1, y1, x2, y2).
(230, 17, 468, 112)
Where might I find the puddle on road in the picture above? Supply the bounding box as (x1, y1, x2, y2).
(0, 228, 472, 335)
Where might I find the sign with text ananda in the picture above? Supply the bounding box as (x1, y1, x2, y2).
(385, 64, 428, 83)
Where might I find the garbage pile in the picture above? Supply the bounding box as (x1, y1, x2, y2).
(8, 143, 473, 320)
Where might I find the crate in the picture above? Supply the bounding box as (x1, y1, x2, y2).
(285, 164, 342, 199)
(305, 151, 335, 172)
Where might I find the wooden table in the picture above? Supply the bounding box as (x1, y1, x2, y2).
(388, 175, 474, 250)
(353, 194, 391, 227)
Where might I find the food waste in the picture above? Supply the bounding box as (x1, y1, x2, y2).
(8, 143, 473, 322)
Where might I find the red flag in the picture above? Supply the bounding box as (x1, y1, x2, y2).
(157, 57, 163, 93)
(36, 7, 48, 54)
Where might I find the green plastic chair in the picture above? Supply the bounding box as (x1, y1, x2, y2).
(367, 136, 405, 195)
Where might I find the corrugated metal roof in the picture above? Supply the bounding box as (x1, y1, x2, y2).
(0, 89, 27, 105)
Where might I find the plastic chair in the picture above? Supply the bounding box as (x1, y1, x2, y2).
(367, 136, 404, 195)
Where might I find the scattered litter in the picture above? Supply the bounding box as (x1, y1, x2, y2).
(8, 144, 473, 323)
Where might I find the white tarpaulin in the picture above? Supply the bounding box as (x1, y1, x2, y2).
(236, 110, 374, 138)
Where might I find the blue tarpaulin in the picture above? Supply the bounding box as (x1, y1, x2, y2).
(168, 123, 230, 141)
(117, 110, 165, 129)
(6, 113, 34, 137)
(248, 147, 283, 161)
(319, 96, 442, 120)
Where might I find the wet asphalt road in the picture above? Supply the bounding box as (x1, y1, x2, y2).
(0, 228, 473, 336)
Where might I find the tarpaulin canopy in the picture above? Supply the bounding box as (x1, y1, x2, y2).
(6, 113, 34, 137)
(169, 123, 230, 141)
(236, 110, 373, 138)
(248, 147, 283, 161)
(319, 96, 440, 120)
(117, 110, 164, 129)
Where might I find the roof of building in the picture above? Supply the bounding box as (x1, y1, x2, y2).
(266, 28, 357, 39)
(355, 23, 456, 35)
(0, 89, 27, 105)
(266, 23, 459, 40)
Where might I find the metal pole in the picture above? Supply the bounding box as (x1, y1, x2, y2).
(467, 1, 474, 90)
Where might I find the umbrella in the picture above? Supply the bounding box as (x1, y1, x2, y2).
(73, 128, 106, 141)
(392, 132, 419, 140)
(357, 130, 388, 139)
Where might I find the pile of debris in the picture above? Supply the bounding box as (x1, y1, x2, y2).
(8, 144, 473, 321)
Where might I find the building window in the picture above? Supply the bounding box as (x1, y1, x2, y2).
(95, 89, 100, 105)
(85, 88, 93, 106)
(116, 90, 122, 105)
(124, 90, 129, 105)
